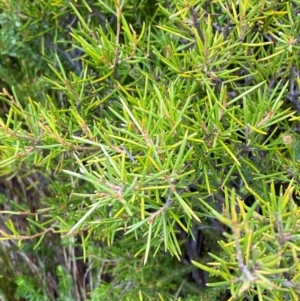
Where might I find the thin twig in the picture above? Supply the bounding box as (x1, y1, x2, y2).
(233, 223, 255, 282)
(189, 6, 205, 45)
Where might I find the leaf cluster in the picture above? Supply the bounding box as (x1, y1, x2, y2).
(0, 0, 300, 300)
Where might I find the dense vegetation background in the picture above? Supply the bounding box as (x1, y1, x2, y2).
(0, 0, 300, 300)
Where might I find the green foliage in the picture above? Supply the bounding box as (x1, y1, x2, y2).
(14, 265, 74, 301)
(56, 265, 76, 301)
(194, 181, 300, 300)
(1, 0, 300, 300)
(14, 276, 49, 301)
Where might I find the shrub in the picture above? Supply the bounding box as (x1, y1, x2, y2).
(0, 0, 300, 300)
